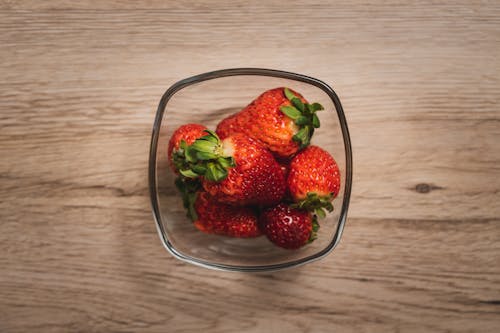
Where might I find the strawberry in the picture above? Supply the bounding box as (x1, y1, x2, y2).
(261, 203, 319, 249)
(192, 192, 261, 238)
(176, 130, 286, 206)
(168, 123, 207, 172)
(216, 87, 324, 158)
(215, 112, 239, 141)
(287, 145, 341, 217)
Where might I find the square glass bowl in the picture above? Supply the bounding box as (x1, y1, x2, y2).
(149, 68, 352, 272)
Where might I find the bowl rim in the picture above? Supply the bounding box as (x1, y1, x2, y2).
(149, 68, 352, 272)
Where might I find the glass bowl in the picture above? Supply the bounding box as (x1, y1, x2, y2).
(149, 68, 352, 272)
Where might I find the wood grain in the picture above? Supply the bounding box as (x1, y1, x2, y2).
(1, 1, 499, 332)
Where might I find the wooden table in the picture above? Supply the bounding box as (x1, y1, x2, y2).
(1, 1, 499, 332)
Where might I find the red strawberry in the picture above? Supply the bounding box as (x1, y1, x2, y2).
(216, 87, 324, 159)
(261, 203, 319, 249)
(176, 130, 286, 206)
(193, 192, 261, 238)
(288, 145, 341, 217)
(168, 123, 207, 172)
(215, 112, 239, 140)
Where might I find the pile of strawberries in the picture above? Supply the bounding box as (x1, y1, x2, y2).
(168, 87, 340, 249)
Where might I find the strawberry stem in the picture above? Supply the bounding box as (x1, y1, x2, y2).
(280, 88, 324, 149)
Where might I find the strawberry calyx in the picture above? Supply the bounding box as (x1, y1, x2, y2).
(308, 215, 320, 243)
(174, 130, 235, 182)
(291, 192, 334, 219)
(172, 141, 192, 173)
(280, 87, 324, 149)
(174, 177, 201, 221)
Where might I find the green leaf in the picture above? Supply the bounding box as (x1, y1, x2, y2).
(294, 192, 334, 215)
(315, 208, 326, 219)
(203, 133, 218, 143)
(292, 128, 305, 144)
(284, 87, 296, 100)
(185, 179, 202, 192)
(186, 191, 198, 221)
(202, 129, 218, 138)
(174, 177, 201, 221)
(291, 97, 305, 112)
(174, 177, 185, 192)
(294, 116, 309, 126)
(217, 157, 229, 168)
(307, 102, 324, 112)
(302, 127, 311, 147)
(312, 113, 320, 128)
(217, 156, 236, 169)
(190, 140, 217, 153)
(184, 146, 198, 163)
(280, 105, 301, 119)
(308, 216, 319, 243)
(227, 156, 236, 167)
(196, 151, 218, 160)
(215, 163, 229, 181)
(293, 126, 310, 148)
(205, 163, 228, 182)
(295, 127, 307, 140)
(312, 217, 320, 232)
(205, 163, 217, 181)
(175, 176, 201, 194)
(179, 169, 199, 178)
(191, 164, 207, 175)
(179, 140, 187, 150)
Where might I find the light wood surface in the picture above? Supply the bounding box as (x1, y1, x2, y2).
(1, 1, 499, 332)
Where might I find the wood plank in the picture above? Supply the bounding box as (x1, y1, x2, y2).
(1, 215, 499, 332)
